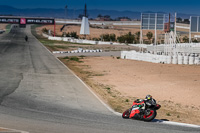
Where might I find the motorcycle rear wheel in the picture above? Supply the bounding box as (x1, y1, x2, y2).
(143, 109, 157, 122)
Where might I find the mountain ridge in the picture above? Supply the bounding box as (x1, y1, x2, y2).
(0, 5, 195, 19)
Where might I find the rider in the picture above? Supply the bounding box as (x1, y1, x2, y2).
(25, 35, 28, 42)
(134, 95, 156, 110)
(144, 94, 157, 107)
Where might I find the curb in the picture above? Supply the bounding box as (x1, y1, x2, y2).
(157, 120, 200, 128)
(0, 127, 29, 133)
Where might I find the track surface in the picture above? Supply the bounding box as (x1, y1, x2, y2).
(0, 26, 199, 133)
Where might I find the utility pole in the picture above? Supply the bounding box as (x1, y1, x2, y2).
(189, 16, 192, 43)
(65, 5, 68, 19)
(174, 12, 177, 36)
(168, 13, 170, 32)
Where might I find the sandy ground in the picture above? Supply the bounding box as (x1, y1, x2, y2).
(0, 24, 7, 30)
(70, 57, 200, 125)
(82, 57, 200, 107)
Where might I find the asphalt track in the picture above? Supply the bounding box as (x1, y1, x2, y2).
(0, 26, 199, 133)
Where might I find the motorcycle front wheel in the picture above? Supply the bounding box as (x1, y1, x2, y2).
(122, 108, 131, 119)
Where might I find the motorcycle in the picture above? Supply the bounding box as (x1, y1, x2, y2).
(122, 99, 161, 122)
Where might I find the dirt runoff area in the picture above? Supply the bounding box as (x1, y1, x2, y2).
(61, 56, 200, 125)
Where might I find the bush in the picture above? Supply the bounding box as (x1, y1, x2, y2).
(70, 56, 80, 62)
(146, 32, 153, 43)
(100, 33, 116, 41)
(135, 31, 140, 43)
(166, 112, 171, 116)
(66, 31, 79, 39)
(92, 37, 100, 41)
(117, 32, 135, 43)
(63, 56, 69, 59)
(125, 99, 129, 102)
(62, 32, 67, 37)
(193, 39, 198, 43)
(42, 28, 48, 34)
(182, 36, 189, 43)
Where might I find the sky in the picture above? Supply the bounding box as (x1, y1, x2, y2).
(1, 0, 200, 14)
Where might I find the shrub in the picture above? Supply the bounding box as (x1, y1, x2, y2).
(166, 112, 171, 116)
(146, 32, 153, 43)
(135, 31, 140, 43)
(125, 99, 129, 102)
(63, 56, 69, 59)
(193, 39, 198, 43)
(66, 31, 79, 39)
(117, 32, 135, 43)
(182, 36, 189, 43)
(42, 28, 48, 34)
(100, 33, 116, 41)
(70, 56, 80, 62)
(92, 37, 100, 41)
(105, 87, 111, 90)
(62, 32, 67, 37)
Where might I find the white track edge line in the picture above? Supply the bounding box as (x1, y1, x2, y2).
(159, 121, 200, 128)
(33, 32, 200, 128)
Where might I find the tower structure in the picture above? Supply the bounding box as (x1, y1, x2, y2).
(80, 4, 90, 38)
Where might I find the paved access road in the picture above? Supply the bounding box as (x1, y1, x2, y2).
(0, 26, 199, 133)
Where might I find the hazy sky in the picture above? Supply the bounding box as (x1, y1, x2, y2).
(1, 0, 200, 14)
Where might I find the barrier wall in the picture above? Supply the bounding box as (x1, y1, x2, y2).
(46, 35, 116, 45)
(43, 33, 149, 47)
(121, 50, 200, 65)
(147, 43, 200, 54)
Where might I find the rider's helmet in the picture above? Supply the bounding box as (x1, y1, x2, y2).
(145, 95, 152, 100)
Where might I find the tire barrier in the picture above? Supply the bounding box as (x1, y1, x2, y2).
(52, 49, 103, 54)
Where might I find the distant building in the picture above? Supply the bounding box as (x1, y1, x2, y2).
(95, 17, 112, 21)
(120, 18, 131, 21)
(95, 15, 112, 21)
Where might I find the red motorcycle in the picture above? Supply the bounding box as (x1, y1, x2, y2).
(122, 99, 161, 122)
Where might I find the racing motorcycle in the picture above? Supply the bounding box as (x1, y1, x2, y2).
(122, 99, 161, 122)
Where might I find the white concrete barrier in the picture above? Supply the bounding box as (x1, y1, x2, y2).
(189, 56, 194, 65)
(48, 36, 62, 41)
(178, 55, 183, 65)
(42, 33, 49, 38)
(194, 57, 200, 65)
(184, 56, 189, 65)
(172, 55, 178, 64)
